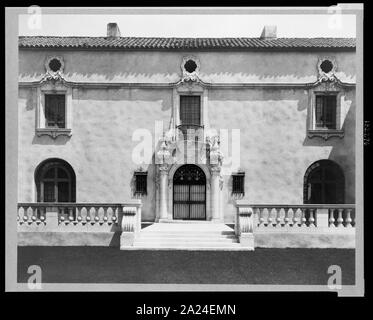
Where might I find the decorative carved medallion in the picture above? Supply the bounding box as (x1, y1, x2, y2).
(317, 57, 337, 83)
(41, 56, 66, 84)
(181, 56, 201, 83)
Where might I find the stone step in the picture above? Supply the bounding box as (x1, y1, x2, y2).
(138, 234, 237, 239)
(139, 231, 235, 236)
(122, 222, 244, 250)
(121, 246, 252, 251)
(135, 238, 239, 244)
(132, 241, 242, 248)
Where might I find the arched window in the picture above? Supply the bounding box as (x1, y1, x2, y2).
(35, 158, 76, 202)
(304, 160, 344, 204)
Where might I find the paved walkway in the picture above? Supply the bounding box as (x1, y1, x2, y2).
(17, 247, 355, 284)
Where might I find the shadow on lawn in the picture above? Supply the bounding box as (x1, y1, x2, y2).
(17, 247, 355, 285)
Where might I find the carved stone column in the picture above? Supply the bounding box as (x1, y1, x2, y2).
(211, 166, 221, 222)
(159, 165, 169, 221)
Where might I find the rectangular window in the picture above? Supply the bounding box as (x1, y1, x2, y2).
(232, 173, 245, 195)
(45, 94, 66, 128)
(180, 96, 201, 126)
(315, 95, 337, 129)
(134, 172, 147, 195)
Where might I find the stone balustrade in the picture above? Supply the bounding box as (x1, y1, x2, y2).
(235, 201, 356, 249)
(17, 201, 142, 234)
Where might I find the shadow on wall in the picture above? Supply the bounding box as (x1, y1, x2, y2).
(72, 87, 172, 110)
(302, 92, 355, 203)
(19, 50, 356, 84)
(209, 87, 309, 109)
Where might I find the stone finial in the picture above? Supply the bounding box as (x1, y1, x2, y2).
(260, 25, 277, 39)
(107, 23, 121, 37)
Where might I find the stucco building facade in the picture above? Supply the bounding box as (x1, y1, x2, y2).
(17, 24, 356, 249)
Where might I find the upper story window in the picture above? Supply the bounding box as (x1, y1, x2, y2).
(178, 95, 203, 141)
(180, 95, 201, 126)
(45, 94, 66, 128)
(36, 75, 72, 139)
(307, 57, 345, 140)
(315, 94, 337, 129)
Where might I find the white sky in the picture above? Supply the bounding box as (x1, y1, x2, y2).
(19, 14, 356, 38)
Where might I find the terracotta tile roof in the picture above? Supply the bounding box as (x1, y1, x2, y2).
(18, 36, 356, 50)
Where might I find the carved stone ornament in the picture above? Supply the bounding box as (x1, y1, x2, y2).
(307, 129, 344, 140)
(317, 57, 337, 83)
(181, 56, 201, 83)
(207, 134, 224, 167)
(156, 133, 177, 166)
(35, 128, 72, 139)
(41, 56, 65, 84)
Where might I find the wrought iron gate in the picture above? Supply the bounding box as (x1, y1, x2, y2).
(173, 165, 206, 220)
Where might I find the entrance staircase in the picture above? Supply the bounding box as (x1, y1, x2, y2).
(122, 221, 249, 250)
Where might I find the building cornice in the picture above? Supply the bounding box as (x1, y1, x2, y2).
(18, 79, 356, 89)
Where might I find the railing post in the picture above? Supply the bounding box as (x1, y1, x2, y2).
(45, 206, 59, 230)
(316, 208, 329, 228)
(119, 200, 142, 249)
(237, 206, 254, 250)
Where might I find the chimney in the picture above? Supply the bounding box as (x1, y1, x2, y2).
(260, 25, 277, 40)
(107, 23, 121, 38)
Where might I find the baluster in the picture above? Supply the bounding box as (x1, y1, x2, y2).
(112, 207, 117, 223)
(276, 208, 282, 228)
(86, 207, 93, 223)
(103, 207, 109, 223)
(77, 207, 83, 223)
(292, 208, 299, 227)
(31, 206, 37, 223)
(300, 208, 306, 227)
(68, 207, 74, 223)
(23, 207, 29, 222)
(59, 207, 65, 224)
(337, 209, 344, 228)
(94, 207, 100, 223)
(309, 209, 315, 227)
(40, 207, 46, 223)
(258, 208, 265, 227)
(267, 207, 273, 227)
(329, 208, 335, 227)
(284, 208, 291, 227)
(345, 209, 353, 228)
(17, 206, 23, 223)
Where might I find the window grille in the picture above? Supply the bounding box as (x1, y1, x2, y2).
(232, 172, 245, 195)
(315, 95, 337, 129)
(134, 171, 147, 195)
(45, 94, 66, 128)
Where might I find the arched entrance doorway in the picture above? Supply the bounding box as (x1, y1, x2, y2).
(173, 164, 206, 220)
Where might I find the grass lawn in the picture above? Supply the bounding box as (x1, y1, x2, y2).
(17, 247, 355, 285)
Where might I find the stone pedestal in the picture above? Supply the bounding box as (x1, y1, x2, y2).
(45, 207, 59, 230)
(120, 232, 135, 248)
(316, 208, 330, 228)
(240, 233, 255, 250)
(159, 166, 169, 220)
